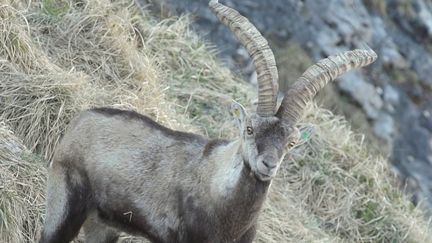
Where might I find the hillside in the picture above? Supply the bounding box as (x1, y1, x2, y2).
(0, 0, 431, 242)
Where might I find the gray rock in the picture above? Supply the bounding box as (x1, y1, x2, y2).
(415, 0, 432, 38)
(235, 47, 250, 64)
(249, 71, 257, 86)
(382, 84, 400, 113)
(305, 0, 372, 45)
(381, 46, 409, 69)
(338, 72, 383, 119)
(373, 113, 395, 144)
(370, 17, 408, 69)
(383, 84, 400, 106)
(420, 105, 432, 133)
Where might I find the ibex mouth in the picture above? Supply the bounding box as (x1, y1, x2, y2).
(256, 165, 277, 181)
(255, 171, 274, 181)
(243, 158, 274, 181)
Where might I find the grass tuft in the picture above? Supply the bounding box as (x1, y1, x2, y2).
(0, 122, 46, 242)
(42, 0, 69, 17)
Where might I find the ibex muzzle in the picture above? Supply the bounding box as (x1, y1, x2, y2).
(39, 1, 377, 242)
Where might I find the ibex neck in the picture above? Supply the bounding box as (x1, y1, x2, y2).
(207, 139, 270, 238)
(209, 139, 270, 196)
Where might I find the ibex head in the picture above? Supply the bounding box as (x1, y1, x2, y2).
(230, 101, 300, 181)
(210, 0, 377, 181)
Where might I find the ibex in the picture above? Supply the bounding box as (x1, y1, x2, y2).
(39, 0, 377, 242)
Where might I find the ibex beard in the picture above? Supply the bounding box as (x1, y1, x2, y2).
(39, 0, 377, 242)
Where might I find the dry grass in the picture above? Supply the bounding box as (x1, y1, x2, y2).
(0, 0, 431, 242)
(0, 122, 46, 242)
(0, 0, 249, 160)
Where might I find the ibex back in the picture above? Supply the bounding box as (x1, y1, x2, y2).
(39, 0, 377, 242)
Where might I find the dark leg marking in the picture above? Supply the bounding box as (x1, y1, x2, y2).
(39, 162, 93, 243)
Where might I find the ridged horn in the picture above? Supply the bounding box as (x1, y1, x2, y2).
(277, 48, 377, 124)
(209, 0, 279, 117)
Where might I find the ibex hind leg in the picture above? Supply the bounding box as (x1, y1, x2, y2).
(39, 162, 93, 243)
(83, 212, 120, 243)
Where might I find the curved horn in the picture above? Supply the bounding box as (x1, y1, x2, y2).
(276, 48, 377, 124)
(209, 0, 279, 117)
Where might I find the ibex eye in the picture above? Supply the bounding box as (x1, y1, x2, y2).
(288, 141, 296, 148)
(246, 126, 254, 135)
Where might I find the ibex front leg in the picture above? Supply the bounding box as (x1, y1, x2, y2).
(40, 161, 93, 243)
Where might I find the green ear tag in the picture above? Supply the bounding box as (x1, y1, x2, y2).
(298, 125, 315, 146)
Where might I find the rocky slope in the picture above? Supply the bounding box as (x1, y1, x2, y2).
(145, 0, 432, 215)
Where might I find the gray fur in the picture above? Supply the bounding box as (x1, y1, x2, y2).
(39, 106, 299, 243)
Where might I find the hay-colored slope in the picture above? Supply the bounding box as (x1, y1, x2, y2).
(0, 0, 431, 242)
(0, 0, 189, 160)
(0, 122, 45, 242)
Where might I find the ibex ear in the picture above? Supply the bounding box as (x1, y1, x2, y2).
(230, 101, 248, 128)
(296, 124, 315, 147)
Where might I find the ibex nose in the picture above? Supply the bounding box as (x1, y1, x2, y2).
(262, 159, 277, 169)
(257, 155, 279, 178)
